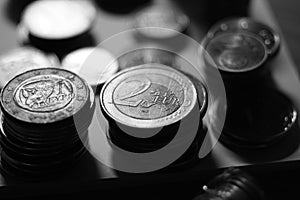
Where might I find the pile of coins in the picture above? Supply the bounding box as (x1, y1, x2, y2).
(201, 18, 297, 149)
(0, 68, 95, 178)
(100, 64, 207, 169)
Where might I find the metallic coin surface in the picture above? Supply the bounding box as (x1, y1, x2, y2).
(61, 47, 118, 85)
(204, 32, 267, 72)
(100, 64, 197, 128)
(0, 47, 58, 88)
(21, 0, 96, 39)
(207, 18, 280, 56)
(0, 68, 89, 124)
(134, 5, 189, 39)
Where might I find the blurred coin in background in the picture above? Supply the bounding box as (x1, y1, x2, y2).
(61, 47, 118, 90)
(19, 0, 97, 59)
(0, 47, 59, 89)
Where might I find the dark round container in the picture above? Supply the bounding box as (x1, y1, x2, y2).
(19, 0, 97, 60)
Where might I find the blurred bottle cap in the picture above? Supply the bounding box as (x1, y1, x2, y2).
(21, 0, 97, 39)
(134, 5, 189, 39)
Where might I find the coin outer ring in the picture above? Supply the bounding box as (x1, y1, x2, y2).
(201, 31, 268, 73)
(0, 68, 89, 124)
(100, 64, 197, 129)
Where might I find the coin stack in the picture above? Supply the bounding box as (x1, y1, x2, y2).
(201, 18, 298, 149)
(100, 64, 207, 170)
(0, 68, 95, 179)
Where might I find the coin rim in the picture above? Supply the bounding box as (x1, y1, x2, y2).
(100, 64, 198, 128)
(0, 68, 90, 124)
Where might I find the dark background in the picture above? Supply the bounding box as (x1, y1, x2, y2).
(270, 0, 300, 72)
(0, 0, 300, 199)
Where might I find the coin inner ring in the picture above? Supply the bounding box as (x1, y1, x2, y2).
(112, 73, 184, 120)
(205, 32, 267, 72)
(13, 75, 75, 113)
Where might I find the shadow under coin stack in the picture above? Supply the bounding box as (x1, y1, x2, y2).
(0, 68, 95, 179)
(100, 64, 207, 171)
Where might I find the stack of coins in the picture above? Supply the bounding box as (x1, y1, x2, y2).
(201, 18, 297, 149)
(0, 47, 59, 90)
(61, 47, 119, 92)
(100, 64, 207, 170)
(0, 68, 95, 179)
(18, 0, 97, 59)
